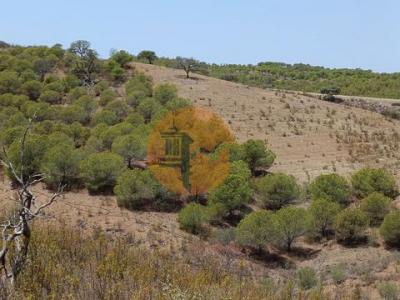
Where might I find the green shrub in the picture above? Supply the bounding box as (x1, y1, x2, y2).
(114, 169, 161, 209)
(380, 211, 400, 246)
(360, 192, 391, 226)
(351, 168, 398, 199)
(378, 282, 399, 300)
(208, 174, 252, 215)
(99, 89, 117, 106)
(137, 50, 157, 64)
(334, 208, 369, 243)
(41, 143, 82, 188)
(242, 139, 275, 175)
(309, 173, 351, 205)
(297, 267, 317, 290)
(67, 87, 87, 103)
(274, 207, 310, 251)
(22, 101, 56, 121)
(178, 203, 208, 234)
(125, 112, 145, 126)
(93, 80, 108, 96)
(111, 133, 146, 167)
(21, 80, 42, 100)
(62, 74, 80, 91)
(45, 81, 65, 93)
(59, 105, 86, 124)
(235, 210, 276, 251)
(99, 122, 135, 150)
(154, 83, 178, 105)
(137, 97, 162, 122)
(74, 95, 98, 123)
(110, 65, 126, 82)
(39, 90, 62, 104)
(125, 73, 152, 96)
(105, 99, 130, 120)
(165, 97, 191, 111)
(91, 110, 118, 126)
(309, 198, 341, 237)
(254, 173, 300, 210)
(7, 134, 47, 180)
(0, 71, 21, 94)
(80, 152, 126, 193)
(126, 89, 147, 107)
(110, 50, 133, 68)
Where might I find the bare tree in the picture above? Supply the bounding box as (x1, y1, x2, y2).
(176, 57, 200, 79)
(0, 126, 64, 286)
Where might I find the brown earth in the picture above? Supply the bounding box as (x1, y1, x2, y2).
(134, 62, 400, 184)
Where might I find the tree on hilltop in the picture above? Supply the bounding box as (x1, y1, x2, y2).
(176, 57, 200, 78)
(137, 50, 157, 64)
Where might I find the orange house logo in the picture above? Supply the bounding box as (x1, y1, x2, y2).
(147, 106, 234, 196)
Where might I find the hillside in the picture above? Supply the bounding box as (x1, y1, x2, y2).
(135, 62, 400, 183)
(1, 44, 400, 299)
(154, 58, 400, 99)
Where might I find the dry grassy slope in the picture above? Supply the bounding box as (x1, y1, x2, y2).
(134, 62, 400, 183)
(0, 64, 399, 298)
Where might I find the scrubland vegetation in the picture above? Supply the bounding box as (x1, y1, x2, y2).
(1, 41, 400, 298)
(150, 57, 400, 99)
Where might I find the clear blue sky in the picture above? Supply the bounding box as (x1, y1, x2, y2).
(2, 0, 399, 72)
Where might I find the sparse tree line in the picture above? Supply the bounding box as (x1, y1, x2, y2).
(132, 48, 400, 99)
(179, 165, 400, 253)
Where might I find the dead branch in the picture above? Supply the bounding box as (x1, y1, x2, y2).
(0, 125, 65, 286)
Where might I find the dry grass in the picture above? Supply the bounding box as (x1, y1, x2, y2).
(134, 62, 400, 184)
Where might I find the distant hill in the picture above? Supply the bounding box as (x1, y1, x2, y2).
(153, 57, 400, 99)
